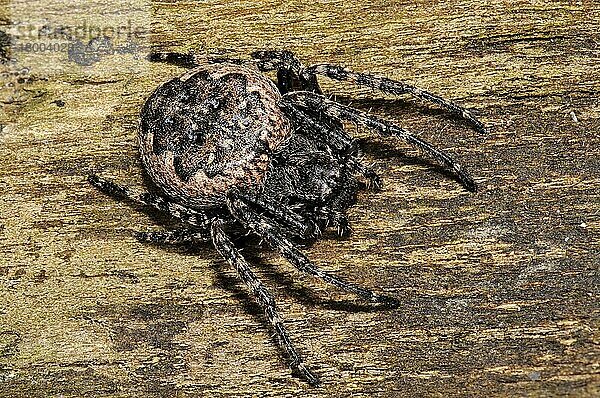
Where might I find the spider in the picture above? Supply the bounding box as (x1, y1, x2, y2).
(88, 50, 485, 386)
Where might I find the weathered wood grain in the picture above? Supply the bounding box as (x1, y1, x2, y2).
(1, 0, 598, 396)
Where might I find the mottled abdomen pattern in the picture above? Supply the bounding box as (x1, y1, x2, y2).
(139, 63, 291, 209)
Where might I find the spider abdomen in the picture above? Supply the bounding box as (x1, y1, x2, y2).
(139, 63, 291, 209)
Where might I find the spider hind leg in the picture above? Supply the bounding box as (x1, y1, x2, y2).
(305, 63, 486, 134)
(147, 51, 200, 68)
(135, 228, 210, 245)
(87, 174, 212, 227)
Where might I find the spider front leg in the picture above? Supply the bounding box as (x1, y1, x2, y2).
(282, 105, 382, 190)
(281, 92, 478, 192)
(227, 193, 400, 308)
(250, 50, 322, 94)
(304, 63, 487, 133)
(210, 219, 320, 386)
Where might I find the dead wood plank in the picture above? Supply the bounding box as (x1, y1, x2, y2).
(0, 1, 598, 396)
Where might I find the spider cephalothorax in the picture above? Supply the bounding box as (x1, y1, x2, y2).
(88, 50, 485, 386)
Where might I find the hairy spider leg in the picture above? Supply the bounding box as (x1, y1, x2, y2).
(305, 64, 487, 134)
(234, 189, 321, 240)
(147, 50, 316, 96)
(88, 174, 317, 383)
(283, 104, 383, 190)
(135, 228, 210, 245)
(148, 51, 250, 69)
(250, 50, 322, 94)
(314, 207, 352, 237)
(281, 92, 478, 192)
(147, 51, 200, 68)
(282, 103, 355, 152)
(210, 219, 320, 386)
(87, 174, 212, 228)
(227, 194, 401, 308)
(346, 157, 383, 190)
(147, 51, 314, 99)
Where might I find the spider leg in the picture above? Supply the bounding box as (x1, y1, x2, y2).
(281, 92, 478, 192)
(147, 52, 200, 68)
(147, 50, 322, 95)
(316, 207, 352, 237)
(135, 228, 210, 245)
(87, 174, 211, 228)
(347, 157, 383, 190)
(210, 219, 320, 386)
(250, 50, 322, 94)
(282, 105, 382, 190)
(235, 190, 320, 240)
(148, 52, 248, 69)
(305, 64, 486, 134)
(283, 103, 355, 152)
(227, 194, 400, 307)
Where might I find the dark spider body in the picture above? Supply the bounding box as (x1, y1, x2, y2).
(140, 61, 360, 234)
(89, 50, 486, 386)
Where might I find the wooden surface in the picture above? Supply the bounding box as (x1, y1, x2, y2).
(1, 0, 599, 396)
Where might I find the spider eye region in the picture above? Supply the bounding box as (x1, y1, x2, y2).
(139, 63, 291, 209)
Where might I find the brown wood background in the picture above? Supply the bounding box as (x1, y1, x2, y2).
(1, 0, 598, 396)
